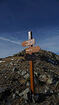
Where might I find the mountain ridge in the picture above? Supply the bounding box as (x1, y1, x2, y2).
(0, 49, 59, 105)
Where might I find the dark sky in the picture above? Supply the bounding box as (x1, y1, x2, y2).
(0, 0, 59, 58)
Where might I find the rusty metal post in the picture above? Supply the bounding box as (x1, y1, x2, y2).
(29, 61, 34, 93)
(28, 31, 34, 94)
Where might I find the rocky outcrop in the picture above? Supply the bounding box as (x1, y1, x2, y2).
(0, 49, 59, 105)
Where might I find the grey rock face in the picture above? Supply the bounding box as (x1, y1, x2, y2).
(0, 49, 59, 105)
(24, 73, 29, 79)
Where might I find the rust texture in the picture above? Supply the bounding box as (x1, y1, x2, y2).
(29, 60, 34, 93)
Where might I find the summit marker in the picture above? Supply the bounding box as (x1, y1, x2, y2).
(22, 31, 40, 94)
